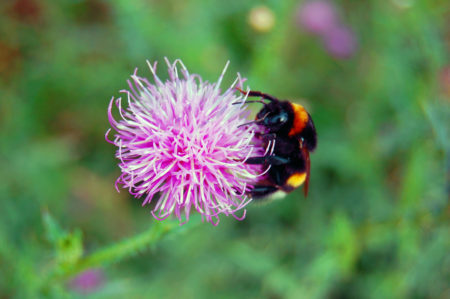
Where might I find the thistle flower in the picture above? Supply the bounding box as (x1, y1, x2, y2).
(322, 25, 357, 59)
(69, 269, 104, 294)
(296, 1, 337, 35)
(296, 1, 358, 59)
(106, 59, 264, 225)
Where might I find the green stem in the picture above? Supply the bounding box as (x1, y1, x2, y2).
(67, 221, 174, 276)
(42, 215, 202, 287)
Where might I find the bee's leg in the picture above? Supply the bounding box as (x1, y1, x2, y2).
(249, 185, 279, 198)
(254, 132, 276, 141)
(246, 155, 290, 166)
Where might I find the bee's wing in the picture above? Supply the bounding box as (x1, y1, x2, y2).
(300, 140, 310, 197)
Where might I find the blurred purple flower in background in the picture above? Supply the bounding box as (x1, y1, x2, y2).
(69, 269, 104, 294)
(296, 0, 358, 59)
(322, 26, 358, 59)
(296, 0, 337, 35)
(107, 59, 264, 225)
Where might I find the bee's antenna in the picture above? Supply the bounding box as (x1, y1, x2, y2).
(232, 100, 265, 105)
(237, 112, 270, 128)
(236, 88, 277, 102)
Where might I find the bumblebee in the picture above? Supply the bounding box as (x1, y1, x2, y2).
(237, 89, 317, 198)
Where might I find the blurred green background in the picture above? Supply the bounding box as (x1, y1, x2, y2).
(0, 0, 449, 298)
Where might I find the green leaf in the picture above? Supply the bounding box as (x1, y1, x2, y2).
(42, 210, 84, 267)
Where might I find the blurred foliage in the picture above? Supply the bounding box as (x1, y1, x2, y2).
(0, 0, 449, 298)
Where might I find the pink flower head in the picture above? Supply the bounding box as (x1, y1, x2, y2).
(69, 269, 104, 293)
(106, 59, 264, 225)
(296, 0, 338, 35)
(322, 25, 357, 59)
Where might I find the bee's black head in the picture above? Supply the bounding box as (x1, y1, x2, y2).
(256, 101, 294, 135)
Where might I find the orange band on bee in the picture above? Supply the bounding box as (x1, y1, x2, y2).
(288, 103, 309, 137)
